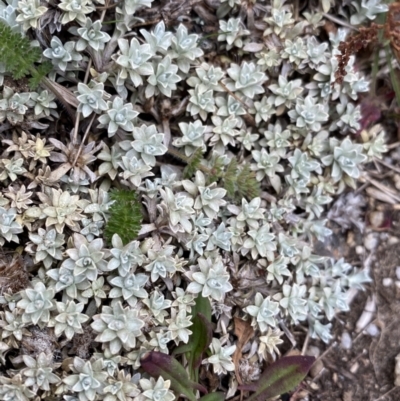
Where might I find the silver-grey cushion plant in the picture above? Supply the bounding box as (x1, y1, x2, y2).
(0, 0, 389, 399)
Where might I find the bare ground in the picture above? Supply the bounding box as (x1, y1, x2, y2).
(305, 210, 400, 401)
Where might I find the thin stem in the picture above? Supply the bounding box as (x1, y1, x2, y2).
(71, 113, 96, 168)
(96, 0, 121, 10)
(162, 118, 171, 148)
(386, 44, 400, 106)
(166, 146, 190, 163)
(72, 0, 109, 144)
(166, 146, 213, 175)
(218, 81, 256, 127)
(370, 13, 387, 96)
(219, 81, 248, 109)
(322, 13, 359, 31)
(129, 19, 162, 29)
(41, 77, 76, 121)
(72, 57, 93, 145)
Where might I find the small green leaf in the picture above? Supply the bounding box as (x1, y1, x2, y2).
(0, 21, 42, 81)
(190, 312, 213, 371)
(141, 351, 207, 401)
(104, 189, 143, 245)
(200, 393, 225, 401)
(29, 61, 53, 90)
(192, 294, 212, 322)
(183, 147, 204, 179)
(172, 343, 193, 356)
(186, 295, 213, 381)
(219, 159, 260, 202)
(239, 355, 315, 401)
(222, 158, 238, 198)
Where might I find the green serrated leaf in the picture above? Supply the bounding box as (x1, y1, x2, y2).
(29, 61, 53, 90)
(183, 147, 204, 178)
(0, 21, 42, 81)
(222, 158, 238, 198)
(104, 189, 143, 245)
(234, 164, 260, 201)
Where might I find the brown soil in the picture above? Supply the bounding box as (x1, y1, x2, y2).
(306, 214, 400, 401)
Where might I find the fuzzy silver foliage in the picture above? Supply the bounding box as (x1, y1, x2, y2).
(0, 0, 388, 398)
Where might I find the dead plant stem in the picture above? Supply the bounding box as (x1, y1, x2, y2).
(72, 1, 109, 145)
(71, 113, 96, 168)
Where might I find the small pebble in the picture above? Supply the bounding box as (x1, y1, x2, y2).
(356, 297, 376, 332)
(310, 360, 324, 378)
(396, 281, 400, 289)
(350, 361, 359, 374)
(364, 233, 378, 251)
(369, 211, 385, 228)
(365, 323, 380, 337)
(396, 267, 400, 280)
(380, 232, 389, 241)
(390, 149, 400, 161)
(140, 238, 154, 252)
(388, 236, 399, 245)
(347, 231, 355, 247)
(355, 245, 364, 255)
(383, 277, 393, 287)
(307, 345, 320, 358)
(341, 331, 352, 350)
(85, 299, 97, 318)
(395, 354, 400, 386)
(394, 174, 400, 191)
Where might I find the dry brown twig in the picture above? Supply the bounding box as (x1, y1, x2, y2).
(335, 2, 400, 84)
(385, 1, 400, 60)
(359, 173, 400, 203)
(335, 23, 381, 85)
(0, 252, 30, 295)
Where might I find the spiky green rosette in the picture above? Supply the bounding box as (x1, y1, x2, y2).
(104, 188, 143, 245)
(0, 21, 52, 89)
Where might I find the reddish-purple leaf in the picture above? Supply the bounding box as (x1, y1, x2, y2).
(141, 351, 207, 401)
(239, 355, 315, 401)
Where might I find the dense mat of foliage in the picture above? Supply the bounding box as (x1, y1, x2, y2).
(0, 0, 389, 399)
